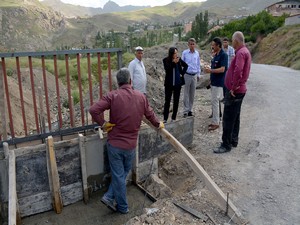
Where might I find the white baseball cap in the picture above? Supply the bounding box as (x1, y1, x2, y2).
(135, 46, 144, 51)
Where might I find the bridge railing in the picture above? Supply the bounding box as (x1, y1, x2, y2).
(0, 48, 122, 147)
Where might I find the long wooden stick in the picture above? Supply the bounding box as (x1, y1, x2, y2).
(79, 134, 89, 204)
(144, 119, 244, 224)
(46, 136, 63, 214)
(8, 148, 16, 225)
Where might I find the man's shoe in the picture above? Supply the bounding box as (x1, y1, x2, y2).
(188, 112, 193, 116)
(118, 209, 129, 214)
(232, 142, 238, 148)
(213, 146, 231, 154)
(208, 124, 219, 131)
(101, 197, 117, 212)
(183, 113, 188, 118)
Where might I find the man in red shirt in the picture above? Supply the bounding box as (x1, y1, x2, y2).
(89, 68, 164, 213)
(214, 31, 251, 154)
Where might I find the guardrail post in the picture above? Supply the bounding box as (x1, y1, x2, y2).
(0, 62, 8, 140)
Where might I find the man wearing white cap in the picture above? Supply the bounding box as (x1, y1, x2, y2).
(128, 46, 147, 94)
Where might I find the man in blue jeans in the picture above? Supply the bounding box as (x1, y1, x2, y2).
(89, 68, 164, 214)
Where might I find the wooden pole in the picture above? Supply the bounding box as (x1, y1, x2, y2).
(144, 119, 244, 224)
(46, 136, 63, 214)
(78, 134, 89, 204)
(0, 62, 8, 140)
(8, 149, 17, 225)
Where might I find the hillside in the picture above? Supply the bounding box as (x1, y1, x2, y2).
(252, 24, 300, 70)
(0, 0, 282, 52)
(42, 0, 149, 18)
(0, 0, 65, 51)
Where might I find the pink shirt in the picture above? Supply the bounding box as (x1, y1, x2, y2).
(225, 45, 251, 94)
(89, 84, 160, 150)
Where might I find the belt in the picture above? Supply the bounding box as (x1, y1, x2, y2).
(186, 72, 196, 76)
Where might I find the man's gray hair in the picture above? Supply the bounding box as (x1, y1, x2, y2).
(116, 68, 131, 86)
(188, 38, 196, 43)
(232, 31, 245, 44)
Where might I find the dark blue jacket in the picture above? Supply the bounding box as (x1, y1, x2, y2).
(163, 57, 188, 87)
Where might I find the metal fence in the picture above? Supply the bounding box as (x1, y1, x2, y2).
(0, 48, 122, 147)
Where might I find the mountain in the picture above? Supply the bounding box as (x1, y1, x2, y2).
(42, 0, 150, 18)
(0, 0, 281, 51)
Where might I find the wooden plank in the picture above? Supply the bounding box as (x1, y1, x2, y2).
(0, 63, 8, 141)
(46, 136, 63, 214)
(8, 150, 17, 225)
(61, 182, 83, 206)
(173, 201, 208, 221)
(18, 192, 52, 217)
(144, 119, 244, 224)
(78, 134, 89, 204)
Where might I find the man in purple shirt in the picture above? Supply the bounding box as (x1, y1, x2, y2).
(89, 68, 164, 213)
(214, 31, 251, 154)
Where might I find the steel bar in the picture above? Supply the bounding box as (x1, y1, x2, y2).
(28, 56, 40, 133)
(76, 54, 85, 126)
(41, 56, 52, 131)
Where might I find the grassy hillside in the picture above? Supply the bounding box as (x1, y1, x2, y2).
(252, 24, 300, 70)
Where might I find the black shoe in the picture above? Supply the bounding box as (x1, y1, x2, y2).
(208, 114, 212, 118)
(183, 114, 188, 118)
(188, 112, 193, 116)
(213, 146, 231, 154)
(232, 142, 238, 148)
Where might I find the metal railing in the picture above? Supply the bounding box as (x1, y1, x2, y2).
(0, 48, 122, 147)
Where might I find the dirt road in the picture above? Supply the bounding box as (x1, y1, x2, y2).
(231, 64, 300, 224)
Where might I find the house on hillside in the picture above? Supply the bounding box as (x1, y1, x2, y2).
(266, 0, 300, 16)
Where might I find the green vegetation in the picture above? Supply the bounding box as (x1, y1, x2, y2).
(93, 29, 175, 52)
(3, 52, 134, 105)
(253, 24, 300, 70)
(0, 0, 20, 7)
(190, 11, 209, 42)
(210, 11, 287, 42)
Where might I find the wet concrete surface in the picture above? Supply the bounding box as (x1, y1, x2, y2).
(21, 184, 153, 225)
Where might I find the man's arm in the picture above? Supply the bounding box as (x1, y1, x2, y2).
(231, 51, 246, 92)
(128, 61, 134, 81)
(89, 95, 111, 126)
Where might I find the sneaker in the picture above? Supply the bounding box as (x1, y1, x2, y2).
(188, 111, 193, 116)
(101, 197, 117, 212)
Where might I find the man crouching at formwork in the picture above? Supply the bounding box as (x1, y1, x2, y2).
(89, 68, 165, 214)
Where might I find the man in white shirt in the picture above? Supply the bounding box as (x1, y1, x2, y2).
(128, 46, 147, 94)
(181, 38, 201, 117)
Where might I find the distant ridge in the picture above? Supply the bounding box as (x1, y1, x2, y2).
(42, 0, 150, 17)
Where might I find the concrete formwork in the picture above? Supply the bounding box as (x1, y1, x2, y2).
(0, 117, 194, 224)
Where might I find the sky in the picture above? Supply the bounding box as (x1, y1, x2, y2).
(55, 0, 206, 8)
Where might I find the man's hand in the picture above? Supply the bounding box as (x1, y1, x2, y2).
(158, 121, 165, 129)
(230, 89, 236, 97)
(102, 122, 116, 132)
